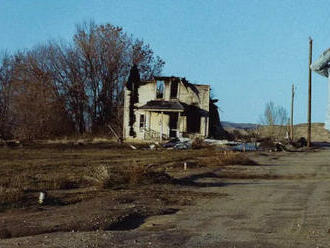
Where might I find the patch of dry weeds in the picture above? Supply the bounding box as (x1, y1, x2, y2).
(196, 150, 257, 167)
(0, 144, 254, 210)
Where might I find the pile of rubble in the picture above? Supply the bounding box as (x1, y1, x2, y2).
(129, 136, 309, 152)
(163, 137, 192, 149)
(161, 137, 259, 151)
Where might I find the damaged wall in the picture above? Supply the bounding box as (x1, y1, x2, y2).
(123, 75, 211, 140)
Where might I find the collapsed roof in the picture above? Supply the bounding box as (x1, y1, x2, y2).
(153, 76, 200, 99)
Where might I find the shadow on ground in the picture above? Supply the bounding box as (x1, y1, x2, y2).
(173, 170, 258, 188)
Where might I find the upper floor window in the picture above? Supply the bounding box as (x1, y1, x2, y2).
(156, 80, 164, 99)
(170, 80, 178, 99)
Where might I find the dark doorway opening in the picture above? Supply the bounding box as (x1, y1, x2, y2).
(169, 113, 179, 137)
(186, 106, 201, 133)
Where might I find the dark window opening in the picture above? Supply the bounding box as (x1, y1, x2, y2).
(156, 80, 164, 99)
(139, 114, 145, 130)
(170, 80, 178, 99)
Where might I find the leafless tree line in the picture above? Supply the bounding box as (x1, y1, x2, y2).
(0, 21, 164, 140)
(259, 101, 289, 140)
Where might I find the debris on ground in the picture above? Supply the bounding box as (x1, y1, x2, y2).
(204, 138, 259, 152)
(232, 142, 260, 151)
(1, 140, 21, 147)
(293, 137, 307, 148)
(127, 136, 307, 152)
(38, 192, 47, 205)
(163, 138, 192, 150)
(163, 138, 261, 151)
(258, 137, 308, 152)
(129, 145, 137, 150)
(204, 139, 240, 146)
(148, 142, 161, 150)
(274, 142, 289, 152)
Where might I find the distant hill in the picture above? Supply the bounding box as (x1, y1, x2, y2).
(221, 121, 258, 130)
(222, 122, 330, 142)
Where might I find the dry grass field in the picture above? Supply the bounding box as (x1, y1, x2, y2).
(0, 142, 254, 240)
(1, 140, 330, 247)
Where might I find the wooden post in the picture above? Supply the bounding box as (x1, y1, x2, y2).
(205, 117, 208, 137)
(290, 84, 295, 141)
(107, 124, 120, 142)
(307, 38, 312, 147)
(177, 112, 181, 137)
(160, 111, 163, 142)
(148, 111, 151, 130)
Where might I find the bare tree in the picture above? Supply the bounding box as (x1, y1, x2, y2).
(0, 52, 15, 139)
(8, 49, 74, 139)
(0, 20, 164, 140)
(259, 101, 289, 140)
(0, 22, 164, 139)
(73, 21, 164, 133)
(45, 42, 88, 134)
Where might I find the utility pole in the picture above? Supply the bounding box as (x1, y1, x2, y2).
(307, 37, 313, 147)
(290, 83, 295, 141)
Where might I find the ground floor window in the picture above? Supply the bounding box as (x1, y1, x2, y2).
(139, 114, 145, 130)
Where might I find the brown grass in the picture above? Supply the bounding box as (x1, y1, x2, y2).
(0, 228, 11, 239)
(126, 164, 146, 185)
(0, 187, 24, 208)
(86, 162, 172, 188)
(0, 144, 256, 209)
(196, 151, 257, 167)
(192, 137, 210, 149)
(85, 162, 148, 188)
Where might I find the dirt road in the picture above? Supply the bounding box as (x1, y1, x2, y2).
(1, 148, 330, 247)
(133, 149, 330, 248)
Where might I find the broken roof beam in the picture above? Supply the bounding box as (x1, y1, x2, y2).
(153, 76, 179, 81)
(153, 76, 200, 97)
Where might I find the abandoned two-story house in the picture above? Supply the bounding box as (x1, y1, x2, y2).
(122, 66, 221, 141)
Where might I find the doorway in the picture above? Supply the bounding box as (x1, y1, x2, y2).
(169, 113, 179, 138)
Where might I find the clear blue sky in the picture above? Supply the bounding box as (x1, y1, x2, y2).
(1, 0, 330, 124)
